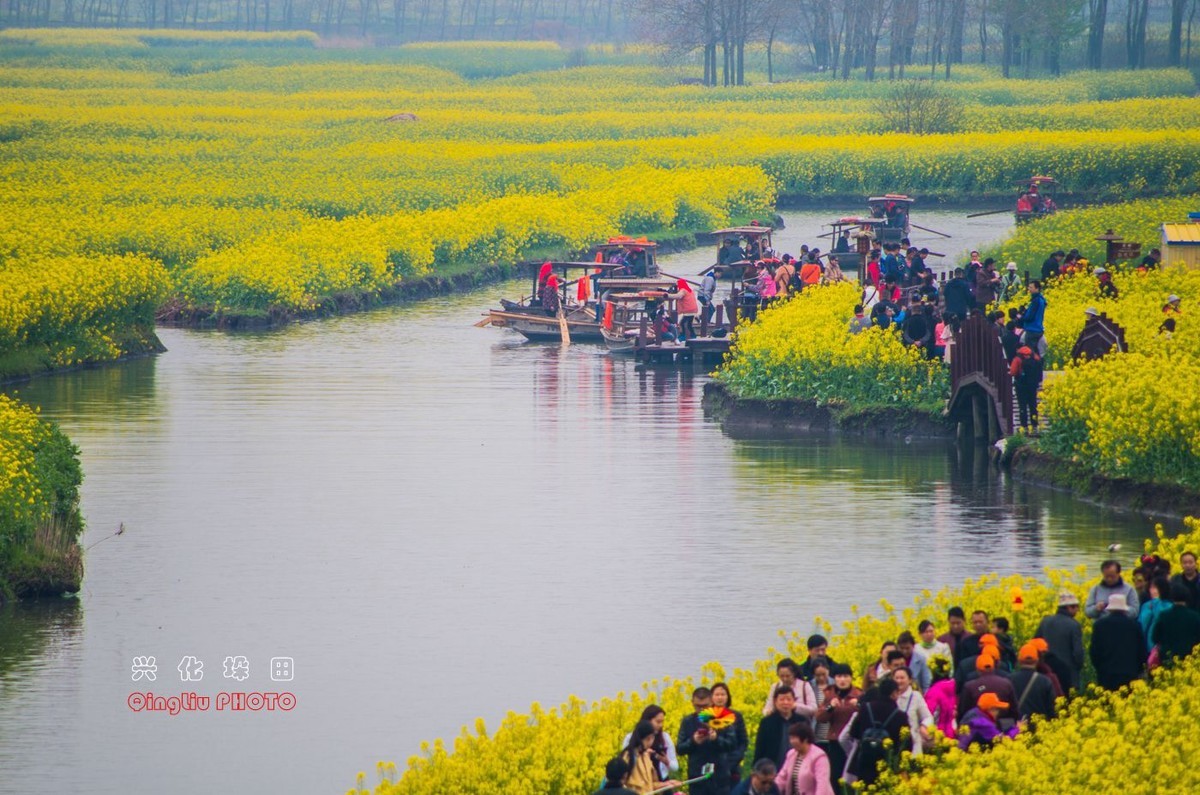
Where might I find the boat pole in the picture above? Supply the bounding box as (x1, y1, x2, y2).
(911, 223, 953, 238)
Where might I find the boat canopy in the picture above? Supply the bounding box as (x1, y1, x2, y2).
(523, 260, 628, 271)
(711, 226, 774, 238)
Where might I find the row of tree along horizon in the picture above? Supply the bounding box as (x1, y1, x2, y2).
(2, 0, 1197, 82)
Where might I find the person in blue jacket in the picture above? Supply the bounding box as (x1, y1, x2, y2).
(1020, 280, 1047, 353)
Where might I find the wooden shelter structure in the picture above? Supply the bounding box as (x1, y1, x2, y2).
(1070, 313, 1128, 362)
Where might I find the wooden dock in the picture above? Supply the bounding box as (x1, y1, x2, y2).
(635, 336, 731, 367)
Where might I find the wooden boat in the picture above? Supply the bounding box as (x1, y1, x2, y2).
(1015, 176, 1059, 224)
(867, 194, 914, 241)
(709, 225, 775, 280)
(599, 290, 671, 354)
(481, 237, 676, 343)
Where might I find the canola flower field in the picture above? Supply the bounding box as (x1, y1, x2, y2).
(347, 520, 1200, 794)
(987, 197, 1200, 488)
(0, 394, 83, 596)
(1, 32, 1198, 361)
(716, 193, 1200, 491)
(716, 281, 949, 413)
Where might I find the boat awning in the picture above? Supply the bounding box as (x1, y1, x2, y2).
(521, 261, 627, 270)
(595, 278, 678, 290)
(832, 217, 885, 225)
(710, 226, 773, 236)
(868, 195, 914, 204)
(1163, 223, 1200, 244)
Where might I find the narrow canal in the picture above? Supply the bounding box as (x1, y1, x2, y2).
(0, 210, 1170, 794)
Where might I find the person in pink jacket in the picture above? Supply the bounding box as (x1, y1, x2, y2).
(922, 655, 957, 741)
(774, 723, 835, 795)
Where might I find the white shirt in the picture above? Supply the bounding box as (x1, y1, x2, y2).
(897, 688, 934, 756)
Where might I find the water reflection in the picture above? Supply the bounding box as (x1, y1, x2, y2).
(0, 209, 1170, 795)
(0, 600, 82, 767)
(728, 435, 1161, 578)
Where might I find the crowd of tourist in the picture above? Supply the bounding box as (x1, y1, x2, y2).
(592, 553, 1200, 795)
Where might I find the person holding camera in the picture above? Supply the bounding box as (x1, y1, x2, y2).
(620, 720, 683, 794)
(622, 705, 679, 782)
(677, 686, 738, 795)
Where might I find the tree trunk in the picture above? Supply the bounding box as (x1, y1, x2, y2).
(978, 0, 988, 63)
(947, 0, 965, 62)
(1126, 0, 1148, 68)
(1087, 0, 1108, 69)
(767, 28, 774, 82)
(1168, 0, 1186, 64)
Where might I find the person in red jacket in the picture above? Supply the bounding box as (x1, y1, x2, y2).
(1009, 345, 1044, 434)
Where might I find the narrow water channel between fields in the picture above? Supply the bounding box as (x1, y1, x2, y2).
(0, 209, 1170, 794)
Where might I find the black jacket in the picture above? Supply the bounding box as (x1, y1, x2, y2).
(752, 710, 807, 769)
(1090, 612, 1146, 690)
(1151, 605, 1200, 664)
(1170, 573, 1200, 609)
(677, 712, 738, 789)
(848, 698, 906, 784)
(943, 277, 973, 318)
(1009, 669, 1057, 721)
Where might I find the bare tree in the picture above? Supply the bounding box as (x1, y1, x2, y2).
(1125, 0, 1148, 68)
(1087, 0, 1107, 68)
(880, 79, 963, 132)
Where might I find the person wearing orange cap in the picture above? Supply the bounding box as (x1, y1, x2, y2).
(957, 692, 1019, 751)
(1024, 637, 1065, 699)
(1009, 644, 1057, 723)
(957, 653, 1018, 723)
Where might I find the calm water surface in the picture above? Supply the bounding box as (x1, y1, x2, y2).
(0, 210, 1168, 794)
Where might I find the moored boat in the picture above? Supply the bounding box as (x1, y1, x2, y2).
(481, 237, 675, 342)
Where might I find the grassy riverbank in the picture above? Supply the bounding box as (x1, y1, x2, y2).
(348, 521, 1199, 794)
(0, 395, 84, 600)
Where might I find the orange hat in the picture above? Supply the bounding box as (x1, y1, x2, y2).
(1018, 643, 1040, 664)
(980, 646, 1001, 662)
(977, 693, 1009, 712)
(1030, 638, 1049, 653)
(976, 654, 996, 672)
(980, 634, 998, 647)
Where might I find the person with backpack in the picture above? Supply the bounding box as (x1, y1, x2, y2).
(1009, 644, 1056, 723)
(846, 678, 905, 787)
(1009, 344, 1044, 435)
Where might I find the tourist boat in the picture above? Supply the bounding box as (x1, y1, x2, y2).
(709, 224, 775, 280)
(482, 237, 676, 342)
(1015, 176, 1059, 224)
(867, 194, 914, 241)
(599, 289, 672, 354)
